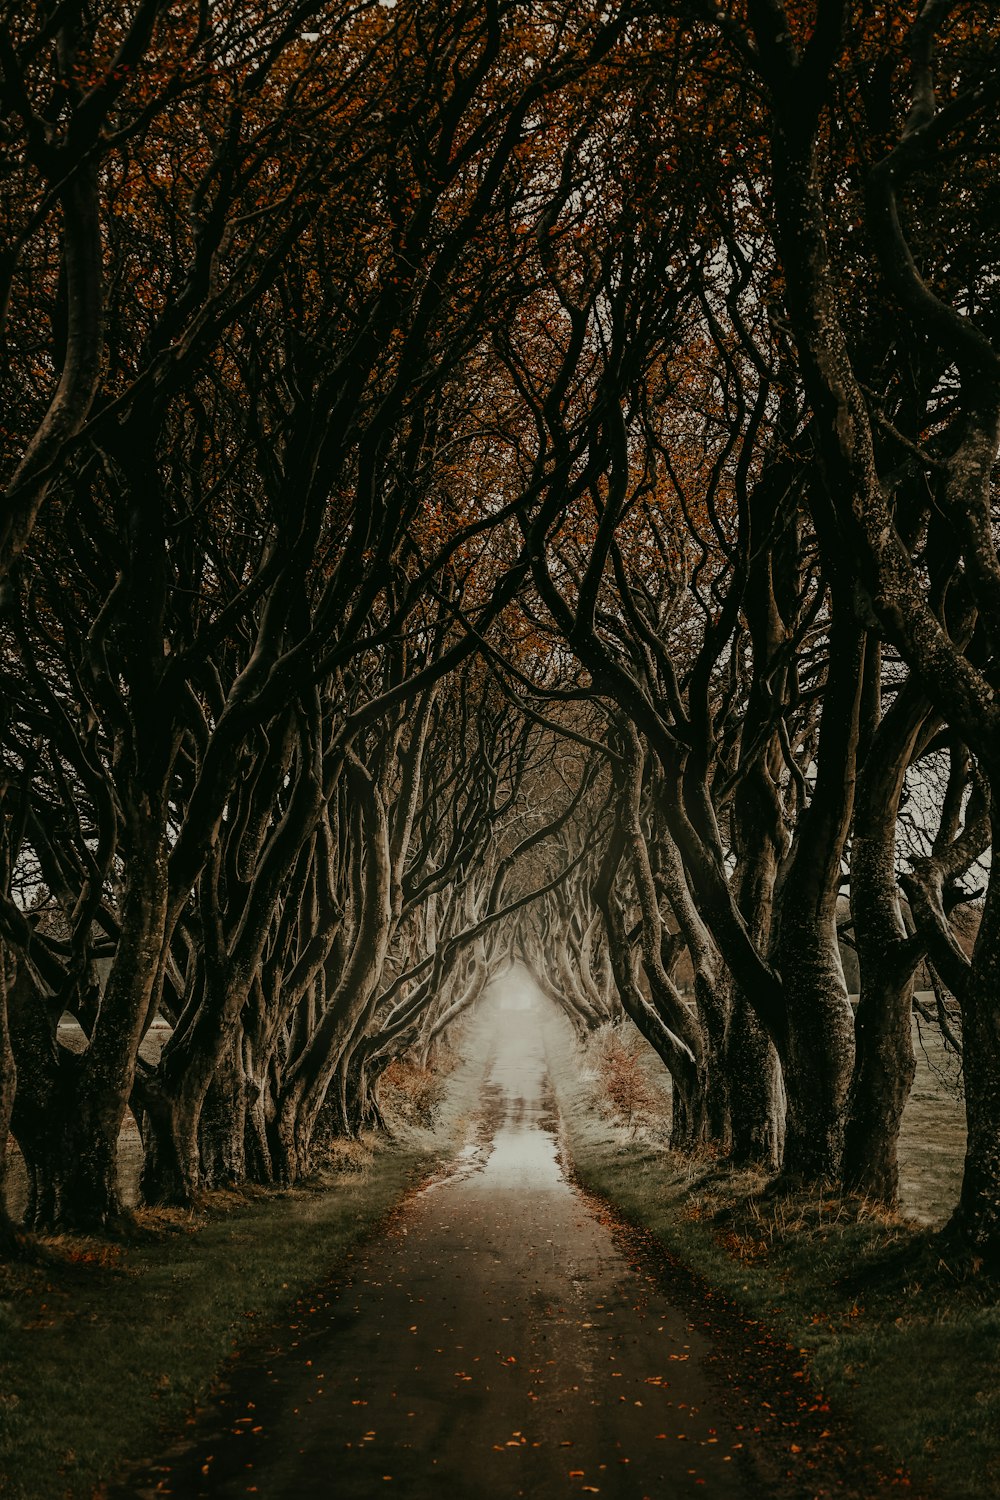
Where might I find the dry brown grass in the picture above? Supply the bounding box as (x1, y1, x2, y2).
(380, 1053, 452, 1128)
(319, 1136, 374, 1174)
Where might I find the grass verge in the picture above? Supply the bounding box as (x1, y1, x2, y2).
(544, 1010, 1000, 1500)
(0, 1136, 436, 1500)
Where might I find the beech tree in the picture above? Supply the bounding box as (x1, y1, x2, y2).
(676, 0, 1000, 1252)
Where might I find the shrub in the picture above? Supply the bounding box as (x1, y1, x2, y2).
(592, 1026, 667, 1133)
(379, 1056, 448, 1128)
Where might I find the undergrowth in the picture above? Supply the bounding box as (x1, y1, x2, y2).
(380, 1050, 453, 1129)
(591, 1023, 671, 1135)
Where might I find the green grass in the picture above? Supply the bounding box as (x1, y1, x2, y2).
(0, 1138, 436, 1500)
(542, 1009, 1000, 1500)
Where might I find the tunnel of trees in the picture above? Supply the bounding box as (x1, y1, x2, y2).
(0, 0, 999, 1261)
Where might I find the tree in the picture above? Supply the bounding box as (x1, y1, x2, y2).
(687, 0, 1000, 1251)
(1, 0, 652, 1228)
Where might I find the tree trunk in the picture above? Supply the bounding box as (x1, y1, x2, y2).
(336, 1047, 387, 1138)
(11, 1087, 70, 1233)
(654, 823, 730, 1150)
(842, 811, 920, 1197)
(136, 1080, 201, 1208)
(138, 1001, 248, 1206)
(594, 826, 710, 1149)
(696, 972, 731, 1150)
(318, 1057, 353, 1142)
(776, 906, 856, 1180)
(726, 666, 788, 1169)
(199, 1032, 247, 1188)
(58, 1091, 131, 1232)
(0, 959, 18, 1248)
(273, 1075, 310, 1185)
(773, 616, 864, 1180)
(842, 970, 916, 1204)
(243, 1038, 276, 1186)
(55, 825, 169, 1230)
(8, 963, 76, 1231)
(616, 727, 712, 1148)
(276, 752, 392, 1182)
(670, 1068, 711, 1152)
(842, 682, 931, 1201)
(727, 995, 784, 1170)
(140, 705, 323, 1202)
(952, 849, 1000, 1259)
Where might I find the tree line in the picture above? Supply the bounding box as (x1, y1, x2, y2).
(1, 0, 998, 1261)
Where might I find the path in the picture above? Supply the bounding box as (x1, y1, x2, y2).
(128, 990, 754, 1499)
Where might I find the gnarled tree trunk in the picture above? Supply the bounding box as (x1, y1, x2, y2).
(0, 958, 17, 1251)
(275, 752, 392, 1182)
(842, 684, 932, 1201)
(954, 861, 1000, 1258)
(773, 616, 864, 1180)
(56, 827, 169, 1230)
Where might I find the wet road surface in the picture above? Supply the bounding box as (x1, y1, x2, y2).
(128, 1002, 754, 1499)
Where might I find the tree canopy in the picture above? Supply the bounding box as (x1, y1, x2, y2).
(1, 0, 999, 1260)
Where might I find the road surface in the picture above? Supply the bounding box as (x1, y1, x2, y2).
(126, 996, 752, 1498)
(119, 986, 908, 1499)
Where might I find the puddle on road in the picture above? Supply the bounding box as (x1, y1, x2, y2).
(470, 1002, 569, 1200)
(474, 1113, 568, 1192)
(438, 980, 573, 1197)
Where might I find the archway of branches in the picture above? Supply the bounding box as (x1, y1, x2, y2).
(1, 0, 997, 1259)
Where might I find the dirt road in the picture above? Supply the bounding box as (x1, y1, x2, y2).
(124, 997, 754, 1499)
